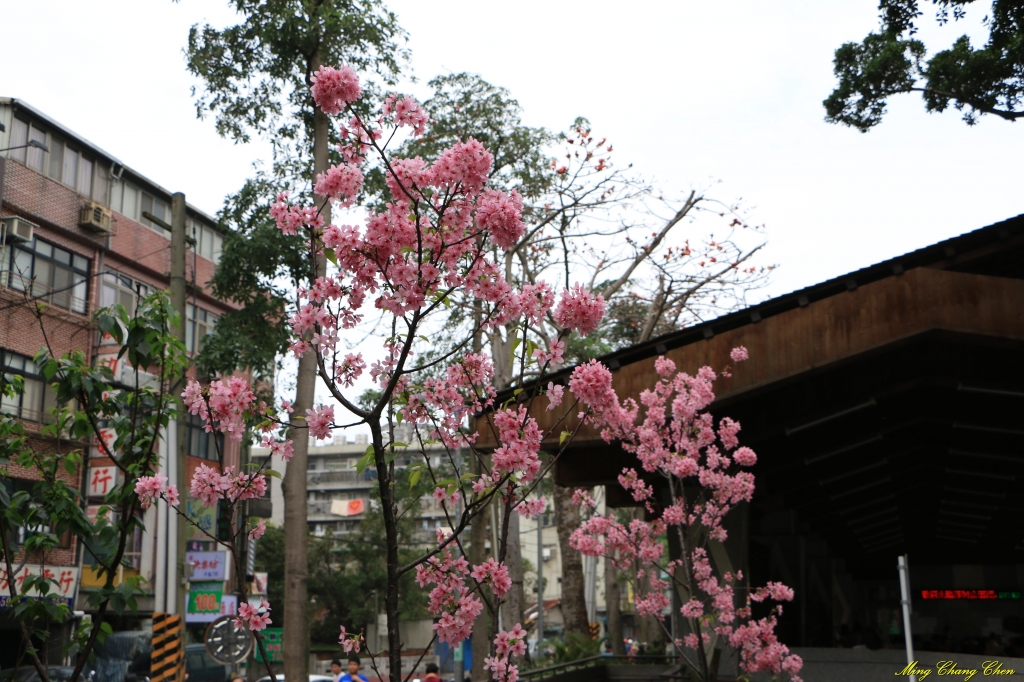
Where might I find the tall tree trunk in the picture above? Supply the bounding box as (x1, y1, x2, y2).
(502, 511, 525, 633)
(283, 51, 330, 682)
(470, 494, 490, 682)
(604, 523, 625, 655)
(554, 484, 588, 636)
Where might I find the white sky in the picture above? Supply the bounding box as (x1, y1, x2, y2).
(5, 0, 1022, 432)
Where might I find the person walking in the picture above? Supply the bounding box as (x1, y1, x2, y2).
(330, 660, 344, 682)
(423, 663, 441, 682)
(340, 655, 368, 682)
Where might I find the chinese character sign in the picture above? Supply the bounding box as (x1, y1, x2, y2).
(186, 551, 227, 580)
(0, 565, 78, 608)
(88, 466, 118, 498)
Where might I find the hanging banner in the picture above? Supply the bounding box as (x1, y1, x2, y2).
(185, 499, 217, 541)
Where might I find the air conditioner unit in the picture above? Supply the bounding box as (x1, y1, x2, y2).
(1, 216, 36, 243)
(79, 202, 112, 234)
(542, 548, 552, 562)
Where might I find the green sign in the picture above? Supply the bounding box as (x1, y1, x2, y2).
(187, 581, 223, 615)
(256, 628, 284, 663)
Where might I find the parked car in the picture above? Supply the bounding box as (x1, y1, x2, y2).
(185, 644, 231, 682)
(0, 667, 96, 682)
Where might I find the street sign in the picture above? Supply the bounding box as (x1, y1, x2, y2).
(205, 615, 253, 665)
(0, 565, 78, 608)
(186, 551, 227, 580)
(187, 581, 224, 622)
(87, 465, 119, 498)
(254, 628, 284, 663)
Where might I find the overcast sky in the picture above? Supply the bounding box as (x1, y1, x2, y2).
(5, 0, 1020, 297)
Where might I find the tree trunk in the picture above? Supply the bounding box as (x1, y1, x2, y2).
(553, 484, 588, 636)
(470, 494, 490, 682)
(283, 52, 330, 682)
(604, 523, 625, 655)
(502, 505, 525, 635)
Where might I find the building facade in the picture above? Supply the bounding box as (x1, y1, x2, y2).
(0, 98, 240, 663)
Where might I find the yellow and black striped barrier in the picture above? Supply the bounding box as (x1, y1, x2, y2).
(151, 612, 186, 682)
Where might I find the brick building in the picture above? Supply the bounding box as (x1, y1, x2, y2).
(0, 98, 241, 663)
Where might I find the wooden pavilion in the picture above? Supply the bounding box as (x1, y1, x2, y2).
(486, 213, 1024, 648)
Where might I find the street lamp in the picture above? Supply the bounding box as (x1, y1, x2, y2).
(0, 139, 49, 153)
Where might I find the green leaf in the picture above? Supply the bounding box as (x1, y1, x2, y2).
(560, 430, 571, 445)
(265, 468, 282, 479)
(408, 469, 422, 488)
(324, 248, 338, 266)
(355, 445, 375, 474)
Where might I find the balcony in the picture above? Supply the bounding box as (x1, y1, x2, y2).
(307, 469, 376, 490)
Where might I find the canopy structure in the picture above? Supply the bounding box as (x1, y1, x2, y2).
(484, 213, 1024, 646)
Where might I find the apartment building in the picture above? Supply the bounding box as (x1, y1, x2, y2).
(254, 425, 455, 543)
(0, 98, 240, 661)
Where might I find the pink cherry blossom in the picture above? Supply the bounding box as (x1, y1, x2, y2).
(135, 474, 166, 510)
(311, 65, 361, 115)
(553, 284, 605, 337)
(730, 346, 749, 362)
(307, 405, 335, 441)
(248, 519, 267, 540)
(517, 497, 546, 518)
(545, 383, 564, 411)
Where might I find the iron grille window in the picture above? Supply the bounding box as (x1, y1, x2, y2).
(0, 351, 61, 424)
(4, 237, 90, 314)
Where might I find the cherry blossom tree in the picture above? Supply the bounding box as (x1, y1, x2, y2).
(568, 348, 803, 682)
(138, 65, 801, 682)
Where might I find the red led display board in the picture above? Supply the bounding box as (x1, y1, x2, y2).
(920, 589, 1021, 600)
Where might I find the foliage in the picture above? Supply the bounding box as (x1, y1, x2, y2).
(824, 0, 1024, 129)
(0, 293, 188, 682)
(537, 632, 605, 665)
(187, 0, 409, 379)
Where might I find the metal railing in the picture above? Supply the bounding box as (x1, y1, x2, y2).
(520, 655, 681, 681)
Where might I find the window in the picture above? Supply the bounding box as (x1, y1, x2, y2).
(100, 271, 151, 313)
(7, 118, 28, 164)
(186, 412, 223, 462)
(4, 237, 90, 314)
(189, 219, 223, 264)
(4, 118, 109, 201)
(0, 352, 60, 423)
(140, 192, 171, 236)
(186, 304, 218, 354)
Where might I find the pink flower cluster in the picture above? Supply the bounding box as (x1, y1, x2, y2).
(311, 65, 361, 115)
(235, 598, 272, 632)
(517, 497, 546, 518)
(566, 351, 802, 682)
(248, 519, 267, 540)
(382, 94, 429, 136)
(181, 377, 255, 442)
(553, 284, 606, 337)
(190, 463, 267, 509)
(415, 550, 483, 645)
(134, 474, 179, 510)
(491, 406, 542, 483)
(470, 557, 512, 597)
(485, 624, 528, 682)
(338, 626, 364, 654)
(307, 405, 335, 441)
(315, 163, 364, 208)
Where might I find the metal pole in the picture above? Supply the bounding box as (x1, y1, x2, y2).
(898, 555, 917, 682)
(536, 516, 543, 651)
(170, 192, 188, 618)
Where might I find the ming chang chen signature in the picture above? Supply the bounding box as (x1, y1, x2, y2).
(897, 660, 1017, 680)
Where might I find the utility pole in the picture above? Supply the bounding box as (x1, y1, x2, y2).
(536, 517, 543, 651)
(170, 192, 188, 617)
